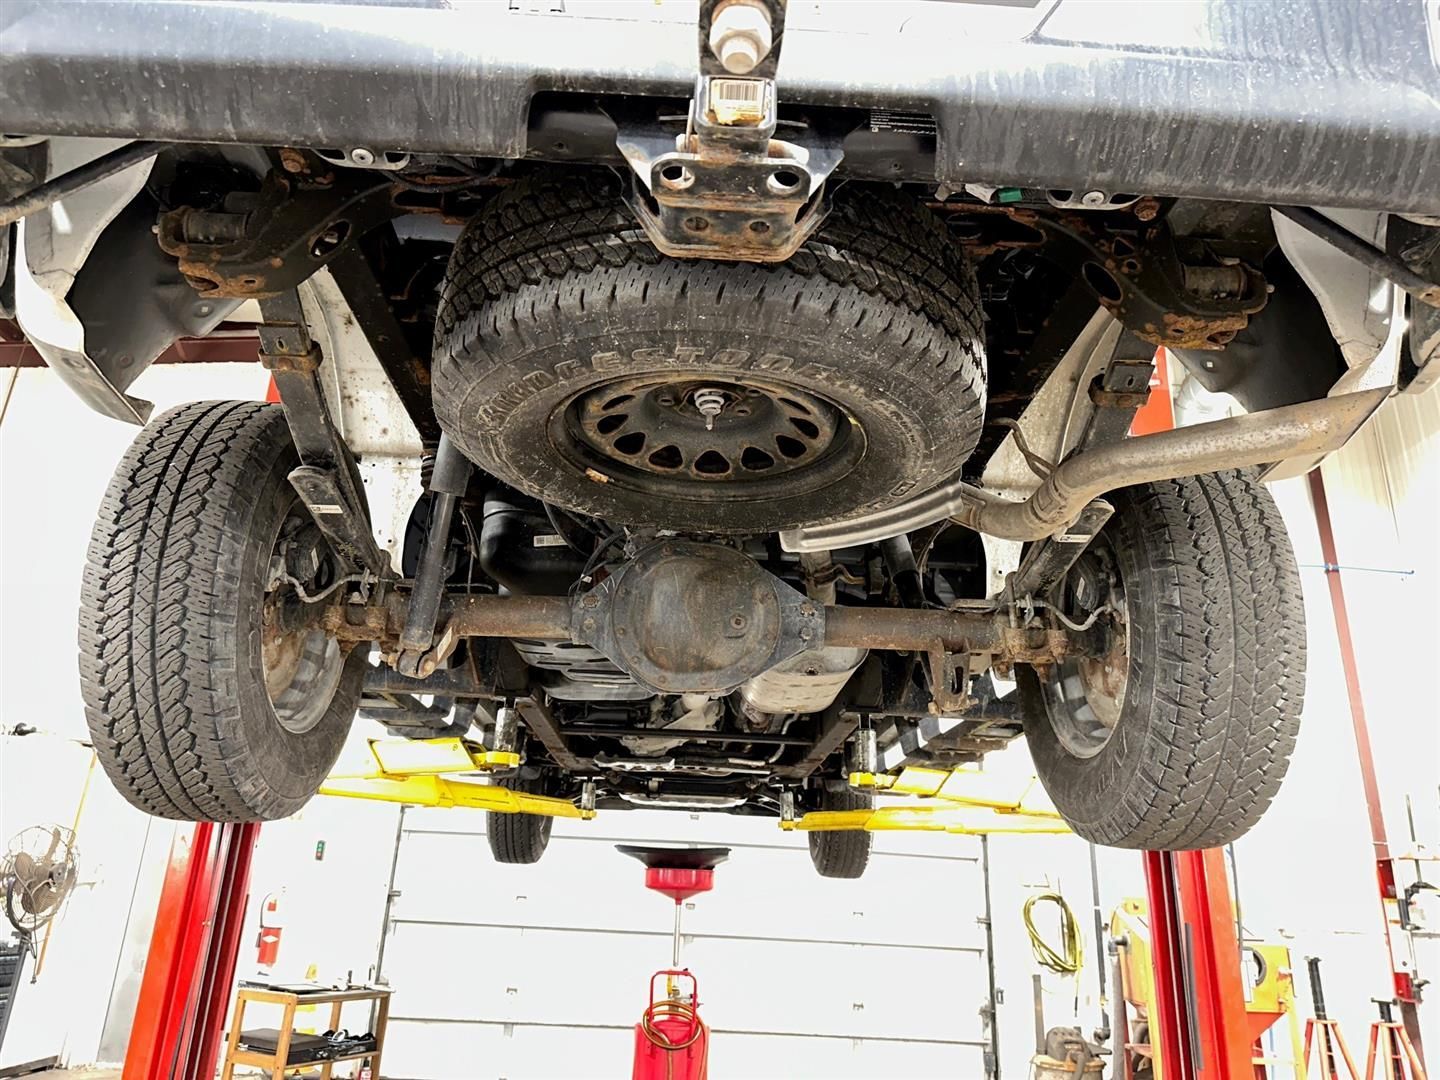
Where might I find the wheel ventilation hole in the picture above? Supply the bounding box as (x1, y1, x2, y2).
(694, 450, 731, 475)
(613, 431, 646, 456)
(741, 446, 776, 471)
(648, 445, 683, 470)
(596, 413, 628, 435)
(775, 435, 806, 459)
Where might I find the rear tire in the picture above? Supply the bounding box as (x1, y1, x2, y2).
(79, 402, 365, 821)
(808, 787, 873, 879)
(486, 774, 555, 864)
(1020, 469, 1305, 849)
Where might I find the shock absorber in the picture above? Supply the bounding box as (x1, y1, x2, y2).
(397, 434, 472, 677)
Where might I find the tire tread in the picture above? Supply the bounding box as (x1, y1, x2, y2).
(79, 402, 354, 821)
(1035, 469, 1305, 850)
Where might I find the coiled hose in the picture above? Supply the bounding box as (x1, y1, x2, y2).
(1023, 890, 1083, 975)
(640, 998, 705, 1051)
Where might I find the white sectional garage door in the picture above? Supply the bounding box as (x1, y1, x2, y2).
(377, 806, 993, 1079)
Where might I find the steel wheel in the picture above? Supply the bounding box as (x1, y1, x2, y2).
(557, 373, 863, 501)
(261, 512, 348, 735)
(1034, 539, 1129, 759)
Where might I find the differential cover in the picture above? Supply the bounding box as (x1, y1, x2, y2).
(572, 541, 824, 694)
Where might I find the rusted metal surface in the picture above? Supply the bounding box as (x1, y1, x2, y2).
(823, 604, 1009, 652)
(324, 592, 574, 646)
(775, 705, 860, 780)
(321, 587, 1072, 671)
(1034, 214, 1268, 350)
(617, 0, 846, 262)
(928, 202, 1048, 259)
(929, 201, 1266, 349)
(156, 171, 401, 298)
(1131, 196, 1161, 222)
(622, 139, 837, 262)
(573, 540, 824, 694)
(515, 695, 592, 773)
(446, 594, 576, 640)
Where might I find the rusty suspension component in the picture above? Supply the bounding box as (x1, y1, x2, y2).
(320, 590, 1060, 660)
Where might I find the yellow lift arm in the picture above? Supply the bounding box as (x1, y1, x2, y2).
(319, 741, 1067, 836)
(318, 737, 594, 819)
(781, 765, 1071, 836)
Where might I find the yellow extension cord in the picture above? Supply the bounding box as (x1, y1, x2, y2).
(1023, 890, 1083, 975)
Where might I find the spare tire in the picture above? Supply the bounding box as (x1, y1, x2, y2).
(432, 174, 986, 533)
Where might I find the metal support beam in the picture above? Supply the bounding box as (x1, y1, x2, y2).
(1141, 849, 1253, 1079)
(1308, 469, 1428, 1060)
(324, 240, 442, 447)
(775, 705, 858, 780)
(124, 822, 260, 1080)
(558, 725, 811, 747)
(515, 696, 592, 773)
(322, 590, 1065, 662)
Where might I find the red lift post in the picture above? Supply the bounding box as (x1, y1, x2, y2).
(124, 822, 260, 1080)
(1142, 849, 1255, 1079)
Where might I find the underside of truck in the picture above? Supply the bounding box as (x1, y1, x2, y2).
(2, 0, 1437, 875)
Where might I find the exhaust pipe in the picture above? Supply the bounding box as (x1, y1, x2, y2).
(780, 387, 1389, 549)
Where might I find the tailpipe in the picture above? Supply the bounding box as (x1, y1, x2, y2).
(781, 387, 1388, 548)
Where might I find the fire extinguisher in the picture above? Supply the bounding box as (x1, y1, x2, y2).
(255, 892, 284, 970)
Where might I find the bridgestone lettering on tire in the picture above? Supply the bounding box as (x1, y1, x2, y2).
(79, 401, 365, 822)
(431, 174, 987, 534)
(1020, 469, 1306, 850)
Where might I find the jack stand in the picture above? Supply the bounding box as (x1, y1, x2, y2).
(1304, 959, 1362, 1080)
(1365, 1000, 1428, 1080)
(620, 845, 730, 1080)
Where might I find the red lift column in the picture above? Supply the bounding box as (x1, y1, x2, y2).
(1309, 470, 1427, 1061)
(124, 822, 260, 1080)
(1143, 849, 1254, 1079)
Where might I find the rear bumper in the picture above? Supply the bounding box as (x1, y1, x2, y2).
(2, 0, 1439, 213)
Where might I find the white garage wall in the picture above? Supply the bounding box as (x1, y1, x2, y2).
(377, 809, 992, 1080)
